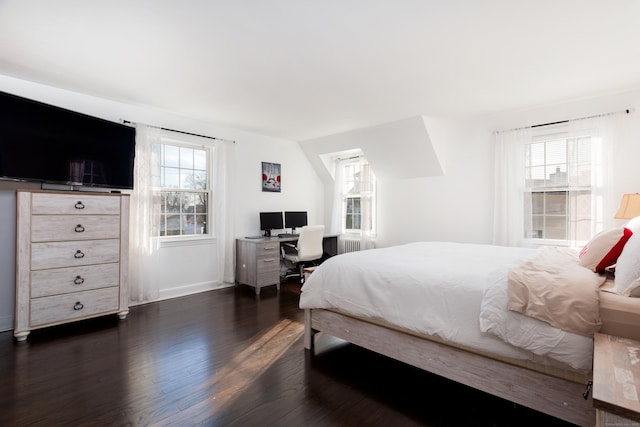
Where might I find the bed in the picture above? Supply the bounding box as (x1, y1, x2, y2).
(299, 241, 640, 427)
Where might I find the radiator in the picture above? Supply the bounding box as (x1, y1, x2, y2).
(342, 238, 361, 254)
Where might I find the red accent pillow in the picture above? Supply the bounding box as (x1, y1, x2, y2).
(579, 227, 633, 272)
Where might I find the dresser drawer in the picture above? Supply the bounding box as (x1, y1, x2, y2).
(31, 263, 120, 298)
(31, 215, 121, 242)
(256, 269, 280, 286)
(256, 242, 280, 258)
(31, 239, 120, 270)
(31, 192, 121, 215)
(30, 287, 119, 327)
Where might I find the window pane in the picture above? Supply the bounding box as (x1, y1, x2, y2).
(163, 167, 180, 188)
(545, 191, 566, 215)
(527, 166, 545, 187)
(531, 215, 544, 239)
(180, 170, 195, 189)
(531, 193, 544, 215)
(162, 214, 181, 236)
(547, 165, 567, 186)
(529, 143, 545, 167)
(545, 216, 567, 240)
(546, 139, 566, 165)
(180, 147, 194, 169)
(194, 149, 207, 170)
(163, 145, 180, 168)
(195, 214, 207, 234)
(193, 170, 207, 190)
(181, 193, 195, 214)
(163, 192, 182, 213)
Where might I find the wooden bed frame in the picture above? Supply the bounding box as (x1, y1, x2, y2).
(304, 308, 595, 427)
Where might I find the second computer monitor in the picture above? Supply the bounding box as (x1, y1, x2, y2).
(284, 211, 308, 233)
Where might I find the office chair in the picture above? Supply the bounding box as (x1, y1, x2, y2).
(281, 225, 325, 284)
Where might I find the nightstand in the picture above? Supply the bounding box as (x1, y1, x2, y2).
(593, 333, 640, 426)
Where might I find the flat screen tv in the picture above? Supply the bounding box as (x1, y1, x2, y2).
(0, 91, 136, 190)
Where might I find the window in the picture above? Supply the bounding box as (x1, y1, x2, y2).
(155, 140, 211, 237)
(338, 157, 376, 234)
(524, 135, 594, 245)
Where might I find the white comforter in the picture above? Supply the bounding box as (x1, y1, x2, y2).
(299, 241, 594, 371)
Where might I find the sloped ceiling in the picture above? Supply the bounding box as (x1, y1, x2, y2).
(1, 1, 640, 142)
(301, 116, 442, 180)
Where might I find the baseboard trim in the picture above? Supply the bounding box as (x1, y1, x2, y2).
(0, 314, 14, 333)
(157, 280, 233, 302)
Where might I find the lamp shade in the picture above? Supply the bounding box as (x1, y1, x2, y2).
(614, 193, 640, 219)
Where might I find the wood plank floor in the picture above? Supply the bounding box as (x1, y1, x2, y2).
(0, 282, 576, 426)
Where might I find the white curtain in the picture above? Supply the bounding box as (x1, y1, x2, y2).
(330, 159, 344, 236)
(493, 126, 532, 247)
(129, 124, 162, 303)
(213, 139, 235, 283)
(567, 114, 618, 236)
(359, 160, 376, 250)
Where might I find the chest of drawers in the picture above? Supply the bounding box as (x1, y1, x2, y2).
(14, 190, 130, 341)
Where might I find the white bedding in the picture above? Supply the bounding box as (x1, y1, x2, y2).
(299, 241, 594, 371)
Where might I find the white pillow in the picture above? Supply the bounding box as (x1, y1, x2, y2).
(625, 216, 640, 233)
(611, 232, 640, 297)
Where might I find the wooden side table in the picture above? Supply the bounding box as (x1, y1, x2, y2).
(593, 333, 640, 426)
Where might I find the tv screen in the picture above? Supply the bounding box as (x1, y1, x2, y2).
(260, 212, 283, 234)
(0, 91, 136, 190)
(284, 211, 308, 231)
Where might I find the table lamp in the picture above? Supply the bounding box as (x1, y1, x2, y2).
(614, 193, 640, 219)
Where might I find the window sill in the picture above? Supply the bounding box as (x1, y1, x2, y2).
(159, 235, 217, 248)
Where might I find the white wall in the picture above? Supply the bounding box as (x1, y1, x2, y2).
(0, 75, 323, 331)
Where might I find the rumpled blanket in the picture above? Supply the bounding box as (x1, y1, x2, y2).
(508, 247, 605, 337)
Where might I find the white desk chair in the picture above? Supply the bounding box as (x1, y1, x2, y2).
(281, 225, 325, 284)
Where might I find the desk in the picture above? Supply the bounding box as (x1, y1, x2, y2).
(235, 234, 338, 296)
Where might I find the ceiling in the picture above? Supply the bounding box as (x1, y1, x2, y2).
(1, 0, 640, 141)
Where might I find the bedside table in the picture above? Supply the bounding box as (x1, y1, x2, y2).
(593, 333, 640, 426)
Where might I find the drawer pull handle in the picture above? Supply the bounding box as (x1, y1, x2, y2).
(73, 302, 84, 311)
(74, 250, 85, 259)
(264, 246, 276, 250)
(74, 224, 85, 233)
(74, 276, 85, 285)
(263, 258, 276, 262)
(74, 201, 85, 209)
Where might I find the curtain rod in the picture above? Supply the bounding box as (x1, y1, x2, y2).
(121, 120, 236, 143)
(499, 108, 633, 133)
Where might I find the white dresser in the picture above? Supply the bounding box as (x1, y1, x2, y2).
(14, 190, 130, 341)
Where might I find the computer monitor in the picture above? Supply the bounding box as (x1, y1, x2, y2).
(284, 211, 308, 233)
(259, 212, 283, 237)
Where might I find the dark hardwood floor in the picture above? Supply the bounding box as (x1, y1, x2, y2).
(0, 281, 576, 427)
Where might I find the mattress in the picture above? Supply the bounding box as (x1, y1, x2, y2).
(299, 241, 595, 372)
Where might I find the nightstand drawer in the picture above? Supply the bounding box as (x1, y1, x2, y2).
(31, 215, 121, 242)
(31, 239, 120, 270)
(31, 263, 120, 298)
(30, 287, 119, 327)
(31, 193, 121, 215)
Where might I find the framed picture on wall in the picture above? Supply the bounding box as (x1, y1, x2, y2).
(262, 161, 281, 192)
